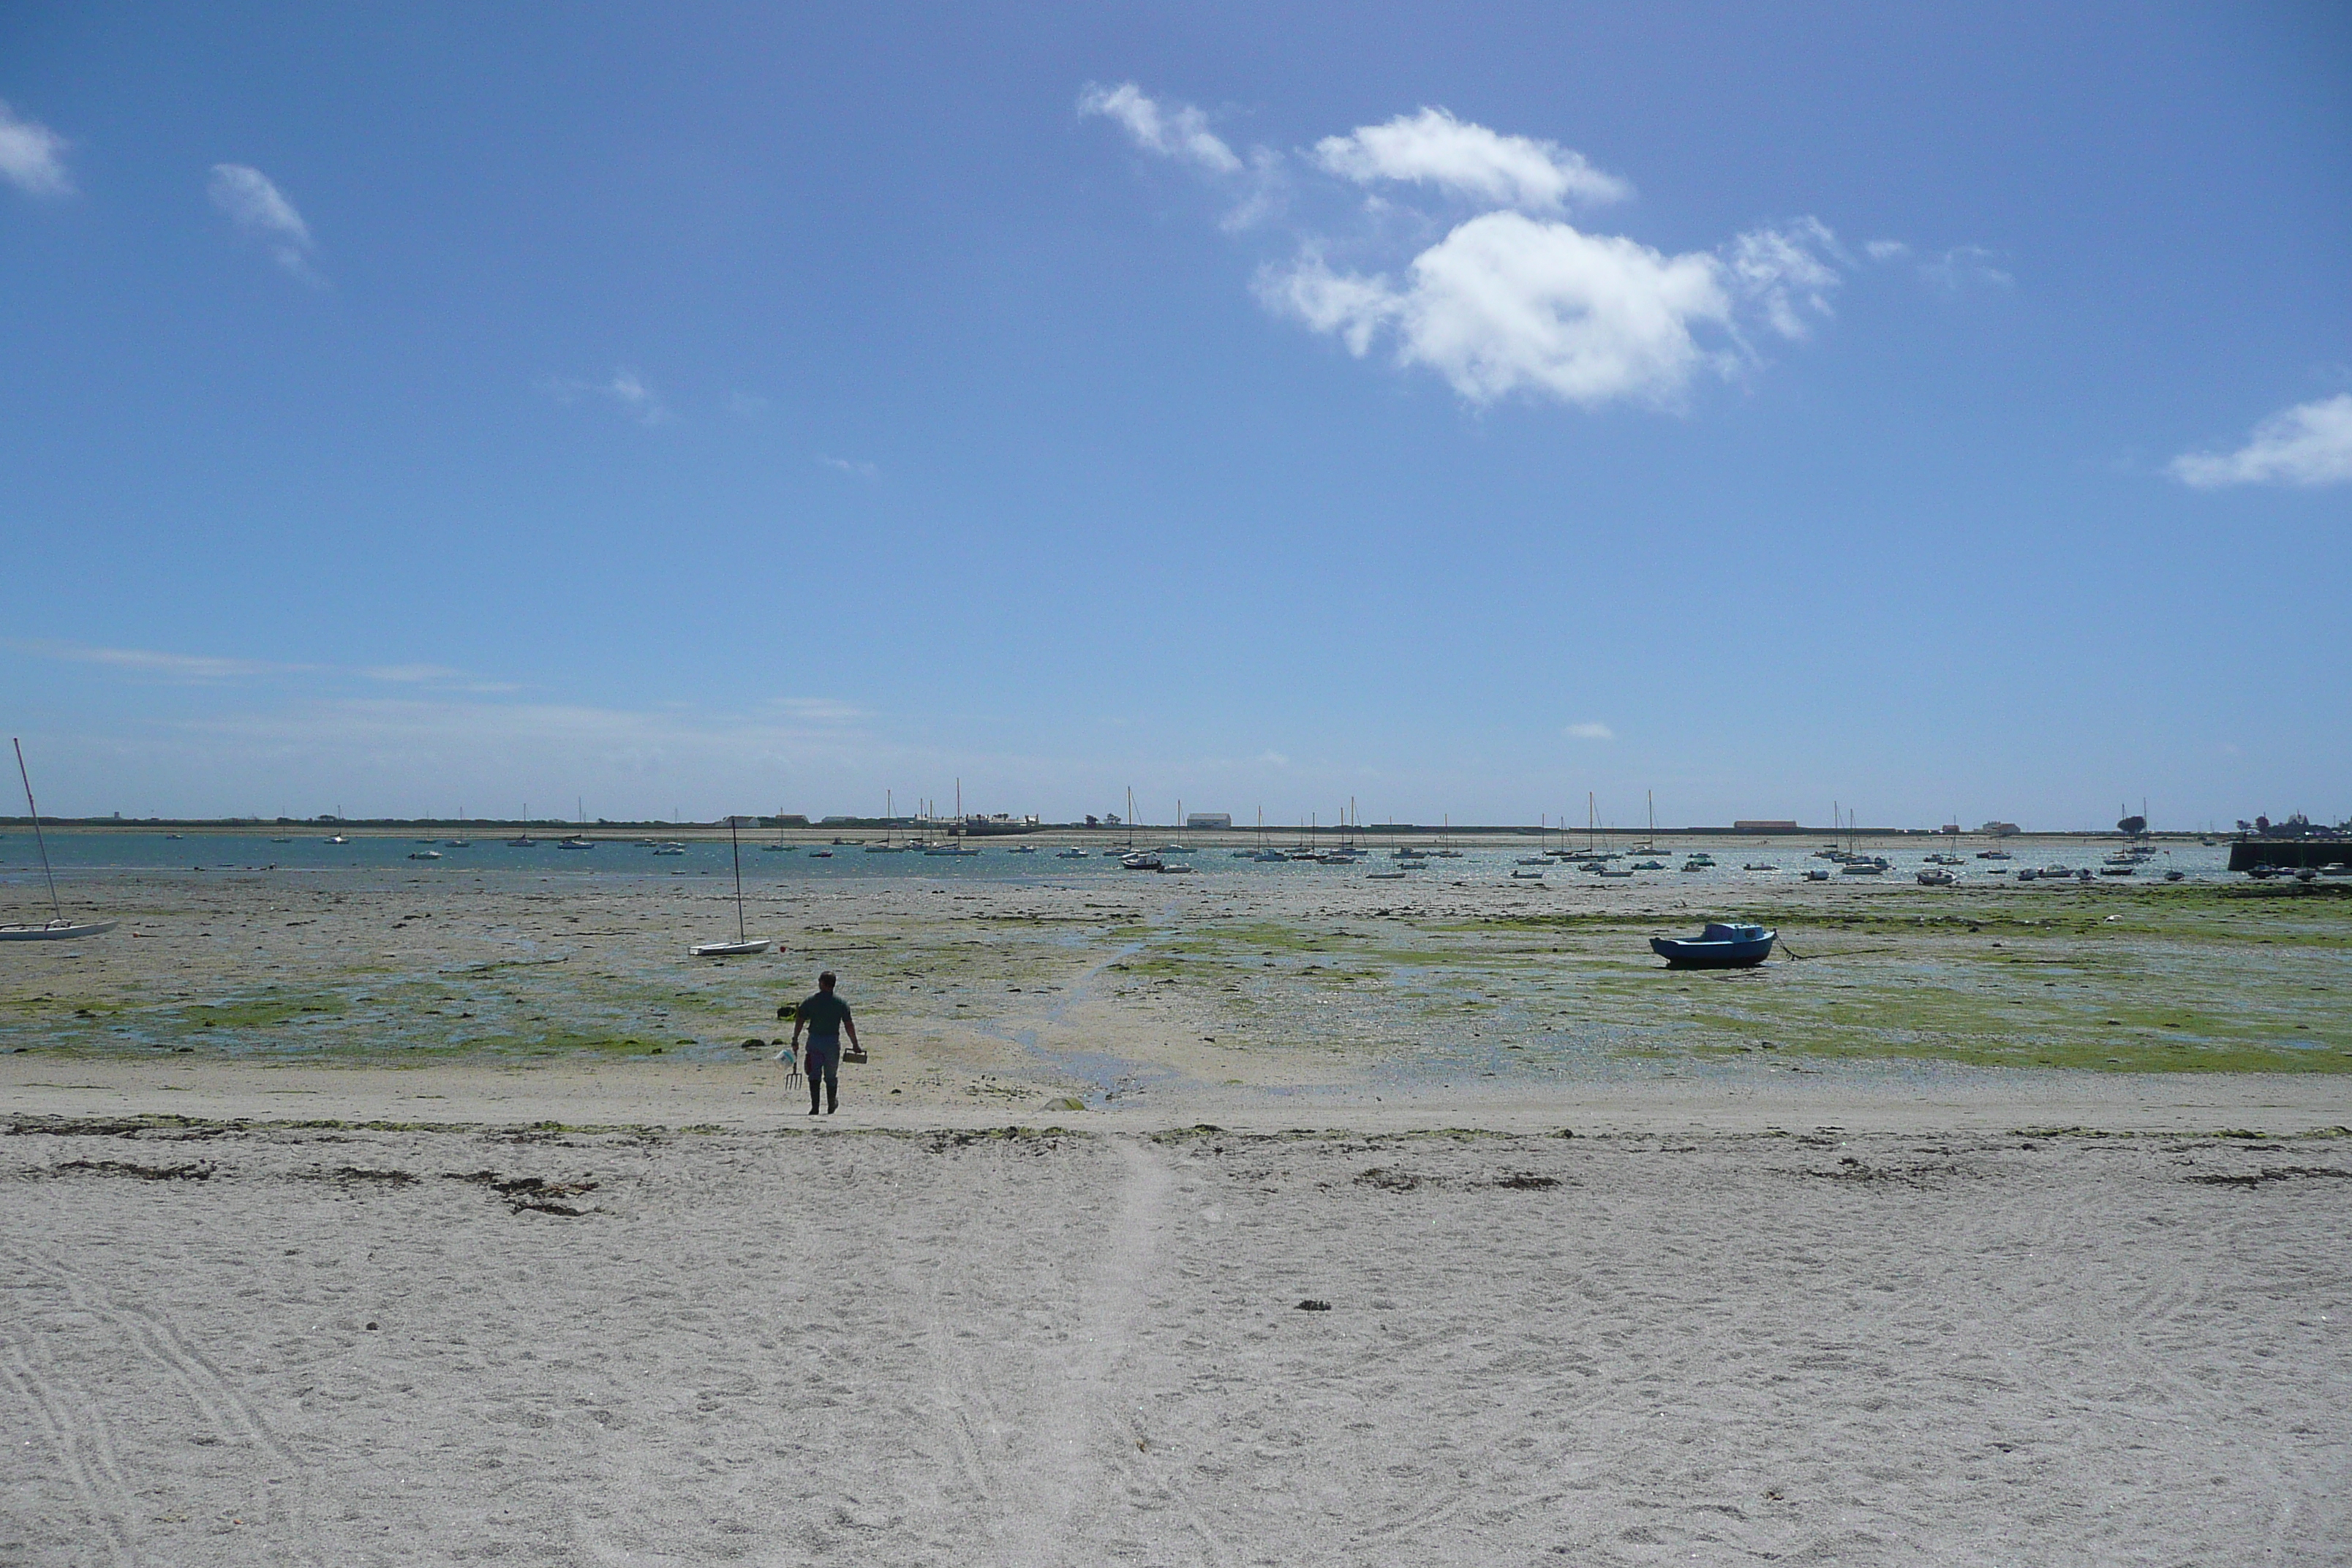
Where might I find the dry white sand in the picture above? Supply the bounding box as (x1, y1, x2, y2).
(4, 1115, 2348, 1566)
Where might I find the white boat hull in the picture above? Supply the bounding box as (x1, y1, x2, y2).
(0, 920, 119, 941)
(690, 938, 773, 958)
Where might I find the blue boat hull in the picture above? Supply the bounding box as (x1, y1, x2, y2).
(1649, 932, 1776, 968)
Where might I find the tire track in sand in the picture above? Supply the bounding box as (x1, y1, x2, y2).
(12, 1248, 322, 1568)
(0, 1336, 140, 1567)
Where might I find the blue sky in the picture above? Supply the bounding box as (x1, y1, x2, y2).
(2, 3, 2346, 829)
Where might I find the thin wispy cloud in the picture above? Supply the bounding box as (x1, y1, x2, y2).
(1313, 108, 1629, 212)
(22, 641, 306, 681)
(1725, 217, 1846, 340)
(208, 163, 323, 284)
(1863, 237, 2010, 293)
(769, 697, 866, 723)
(819, 455, 878, 478)
(1088, 86, 1847, 410)
(1079, 81, 1241, 174)
(0, 99, 73, 197)
(18, 641, 508, 689)
(2169, 394, 2352, 489)
(1918, 244, 2012, 293)
(1080, 82, 1286, 230)
(541, 369, 669, 425)
(1565, 722, 1616, 742)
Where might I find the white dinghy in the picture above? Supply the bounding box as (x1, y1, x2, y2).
(691, 815, 774, 958)
(2, 739, 118, 941)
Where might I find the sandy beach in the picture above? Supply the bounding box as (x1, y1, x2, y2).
(4, 858, 2349, 1564)
(6, 1117, 2349, 1566)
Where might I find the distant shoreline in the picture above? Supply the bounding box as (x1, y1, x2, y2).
(1, 819, 2228, 844)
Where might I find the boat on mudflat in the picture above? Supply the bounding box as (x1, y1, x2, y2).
(0, 919, 121, 941)
(1648, 922, 1776, 968)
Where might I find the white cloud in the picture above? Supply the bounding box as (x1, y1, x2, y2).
(0, 99, 72, 197)
(1864, 239, 1910, 262)
(207, 163, 321, 282)
(2169, 394, 2352, 489)
(1725, 218, 1844, 339)
(1565, 722, 1616, 741)
(1261, 211, 1738, 407)
(1089, 87, 1847, 410)
(1256, 750, 1290, 768)
(361, 664, 465, 684)
(542, 369, 668, 425)
(1078, 81, 1240, 174)
(819, 455, 878, 479)
(1313, 108, 1628, 211)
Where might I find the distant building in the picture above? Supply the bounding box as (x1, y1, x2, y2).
(1732, 820, 1800, 834)
(1186, 813, 1232, 830)
(955, 813, 1040, 837)
(1939, 823, 1962, 834)
(1979, 821, 2020, 837)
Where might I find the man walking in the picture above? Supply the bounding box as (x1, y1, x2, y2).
(788, 970, 859, 1116)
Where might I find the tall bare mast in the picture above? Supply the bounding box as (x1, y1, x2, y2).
(12, 739, 64, 925)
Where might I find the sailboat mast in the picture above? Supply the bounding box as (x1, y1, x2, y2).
(728, 815, 747, 942)
(12, 738, 64, 925)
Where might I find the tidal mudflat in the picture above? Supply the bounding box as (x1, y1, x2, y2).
(2, 865, 2345, 1113)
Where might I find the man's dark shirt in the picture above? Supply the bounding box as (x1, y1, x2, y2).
(796, 991, 853, 1039)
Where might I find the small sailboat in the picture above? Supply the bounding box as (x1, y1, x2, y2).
(407, 849, 442, 860)
(692, 817, 774, 958)
(2, 739, 118, 941)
